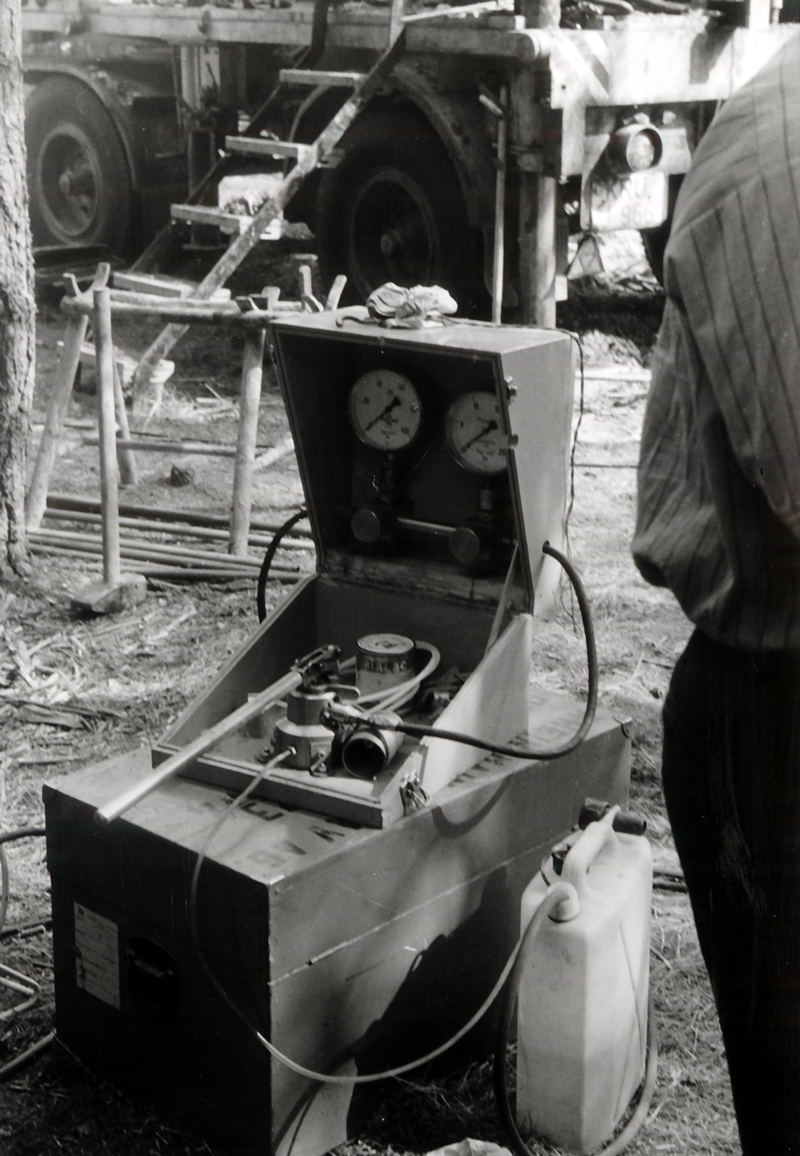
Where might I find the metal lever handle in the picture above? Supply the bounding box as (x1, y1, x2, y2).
(94, 668, 303, 826)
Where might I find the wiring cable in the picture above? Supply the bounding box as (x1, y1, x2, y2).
(0, 1031, 56, 1082)
(0, 827, 47, 847)
(558, 329, 586, 558)
(345, 543, 597, 763)
(189, 771, 578, 1086)
(257, 508, 309, 622)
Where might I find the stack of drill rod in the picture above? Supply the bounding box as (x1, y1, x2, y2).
(28, 494, 313, 583)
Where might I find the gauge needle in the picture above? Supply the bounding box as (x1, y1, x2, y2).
(461, 419, 498, 451)
(365, 395, 401, 431)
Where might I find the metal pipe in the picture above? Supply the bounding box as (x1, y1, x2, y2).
(42, 508, 314, 549)
(29, 528, 279, 570)
(44, 494, 314, 541)
(94, 670, 304, 825)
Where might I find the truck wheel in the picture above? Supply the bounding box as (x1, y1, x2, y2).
(26, 76, 133, 253)
(316, 110, 482, 313)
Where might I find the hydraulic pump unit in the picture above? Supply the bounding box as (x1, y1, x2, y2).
(45, 312, 632, 1156)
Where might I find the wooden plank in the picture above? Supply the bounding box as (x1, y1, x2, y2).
(278, 69, 364, 86)
(130, 26, 409, 399)
(170, 204, 248, 233)
(112, 272, 231, 301)
(224, 138, 311, 160)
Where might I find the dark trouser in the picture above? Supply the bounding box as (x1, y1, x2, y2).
(662, 630, 800, 1155)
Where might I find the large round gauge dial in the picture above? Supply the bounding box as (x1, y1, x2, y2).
(446, 390, 508, 475)
(348, 370, 422, 452)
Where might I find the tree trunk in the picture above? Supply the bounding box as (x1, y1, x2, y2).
(0, 0, 35, 578)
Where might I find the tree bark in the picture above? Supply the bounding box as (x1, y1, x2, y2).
(0, 0, 35, 577)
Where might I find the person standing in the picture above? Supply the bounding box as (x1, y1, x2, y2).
(632, 33, 800, 1155)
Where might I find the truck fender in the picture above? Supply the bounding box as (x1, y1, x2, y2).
(389, 65, 496, 233)
(24, 62, 151, 195)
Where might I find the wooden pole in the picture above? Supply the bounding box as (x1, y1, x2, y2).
(112, 359, 138, 486)
(229, 328, 266, 556)
(93, 288, 121, 585)
(25, 263, 110, 531)
(491, 86, 508, 326)
(513, 65, 557, 328)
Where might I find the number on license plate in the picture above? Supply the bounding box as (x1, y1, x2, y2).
(581, 171, 669, 232)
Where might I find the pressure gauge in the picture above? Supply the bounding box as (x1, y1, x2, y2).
(446, 390, 508, 475)
(348, 370, 422, 452)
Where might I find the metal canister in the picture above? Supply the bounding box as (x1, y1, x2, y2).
(356, 633, 414, 696)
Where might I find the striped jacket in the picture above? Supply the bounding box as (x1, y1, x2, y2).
(632, 34, 800, 651)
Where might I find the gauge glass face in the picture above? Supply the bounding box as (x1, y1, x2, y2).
(348, 370, 422, 452)
(446, 390, 508, 475)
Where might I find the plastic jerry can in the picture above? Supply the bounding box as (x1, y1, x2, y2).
(516, 806, 652, 1154)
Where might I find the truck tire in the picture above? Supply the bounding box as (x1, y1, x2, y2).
(316, 109, 483, 314)
(25, 76, 133, 253)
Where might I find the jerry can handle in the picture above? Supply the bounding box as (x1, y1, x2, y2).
(552, 805, 620, 922)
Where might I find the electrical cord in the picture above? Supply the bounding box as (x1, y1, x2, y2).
(0, 827, 47, 847)
(355, 543, 597, 763)
(189, 777, 576, 1087)
(0, 1032, 55, 1082)
(257, 508, 309, 622)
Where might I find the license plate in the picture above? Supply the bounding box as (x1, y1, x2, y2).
(581, 170, 669, 232)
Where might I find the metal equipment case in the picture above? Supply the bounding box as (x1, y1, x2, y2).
(45, 314, 631, 1156)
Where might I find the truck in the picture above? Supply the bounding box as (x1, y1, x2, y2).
(21, 0, 800, 325)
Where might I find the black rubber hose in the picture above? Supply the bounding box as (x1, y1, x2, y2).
(382, 542, 598, 762)
(257, 508, 309, 622)
(0, 828, 46, 846)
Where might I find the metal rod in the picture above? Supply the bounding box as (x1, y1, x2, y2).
(44, 494, 314, 540)
(29, 528, 280, 570)
(42, 508, 315, 549)
(28, 544, 291, 583)
(82, 436, 241, 457)
(93, 288, 121, 585)
(94, 669, 304, 824)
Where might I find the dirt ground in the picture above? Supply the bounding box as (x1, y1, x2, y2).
(0, 236, 739, 1156)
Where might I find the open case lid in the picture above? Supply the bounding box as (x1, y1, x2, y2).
(269, 310, 575, 614)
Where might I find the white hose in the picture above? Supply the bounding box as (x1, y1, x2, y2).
(353, 641, 440, 712)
